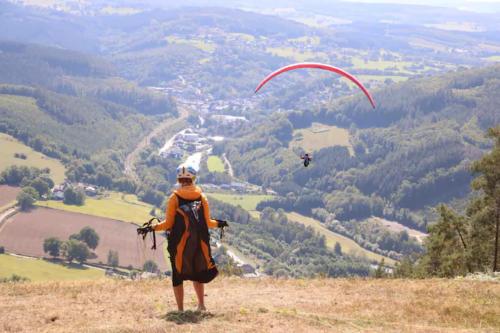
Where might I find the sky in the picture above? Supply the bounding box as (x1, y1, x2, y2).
(344, 0, 500, 3)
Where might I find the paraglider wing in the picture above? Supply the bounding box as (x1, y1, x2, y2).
(254, 62, 376, 109)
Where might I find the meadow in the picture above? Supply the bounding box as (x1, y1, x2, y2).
(0, 254, 104, 281)
(290, 123, 354, 155)
(266, 47, 328, 62)
(206, 193, 274, 212)
(36, 192, 153, 224)
(1, 278, 498, 332)
(207, 155, 225, 173)
(286, 212, 395, 265)
(166, 36, 216, 53)
(0, 132, 66, 183)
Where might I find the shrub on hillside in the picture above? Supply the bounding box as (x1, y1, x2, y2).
(17, 186, 39, 211)
(63, 187, 85, 206)
(0, 246, 5, 254)
(143, 260, 158, 273)
(0, 165, 49, 186)
(107, 250, 119, 268)
(62, 239, 90, 264)
(0, 274, 30, 283)
(14, 153, 27, 160)
(70, 226, 99, 250)
(24, 176, 53, 197)
(43, 237, 62, 258)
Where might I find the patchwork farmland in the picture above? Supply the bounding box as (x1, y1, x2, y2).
(0, 208, 167, 271)
(0, 185, 20, 210)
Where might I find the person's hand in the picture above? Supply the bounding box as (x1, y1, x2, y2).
(137, 225, 153, 236)
(216, 219, 229, 228)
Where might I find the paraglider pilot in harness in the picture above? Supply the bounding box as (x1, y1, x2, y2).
(301, 153, 312, 167)
(137, 164, 228, 312)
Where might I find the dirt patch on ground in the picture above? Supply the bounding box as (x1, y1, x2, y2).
(0, 207, 167, 270)
(0, 278, 498, 332)
(0, 185, 20, 208)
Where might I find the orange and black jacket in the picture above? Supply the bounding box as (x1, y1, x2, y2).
(153, 185, 220, 281)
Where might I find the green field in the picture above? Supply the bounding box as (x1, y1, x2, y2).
(0, 254, 105, 281)
(166, 36, 215, 52)
(285, 212, 395, 265)
(288, 36, 321, 45)
(207, 155, 225, 173)
(36, 192, 154, 223)
(0, 132, 66, 183)
(290, 123, 354, 155)
(486, 55, 500, 62)
(206, 193, 274, 212)
(358, 74, 409, 83)
(266, 47, 328, 62)
(350, 57, 414, 74)
(425, 22, 484, 32)
(228, 33, 255, 42)
(100, 6, 141, 15)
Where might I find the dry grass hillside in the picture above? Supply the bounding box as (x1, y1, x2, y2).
(1, 278, 499, 333)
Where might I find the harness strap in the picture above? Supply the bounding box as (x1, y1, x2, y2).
(141, 217, 161, 250)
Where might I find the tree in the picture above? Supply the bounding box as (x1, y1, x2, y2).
(0, 246, 4, 254)
(419, 205, 469, 277)
(64, 187, 85, 205)
(16, 187, 38, 211)
(76, 226, 100, 250)
(143, 260, 158, 273)
(374, 259, 386, 278)
(107, 250, 119, 268)
(62, 239, 90, 264)
(471, 126, 500, 272)
(28, 177, 51, 197)
(43, 237, 62, 258)
(334, 242, 342, 255)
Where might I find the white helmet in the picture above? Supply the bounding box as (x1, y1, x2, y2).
(176, 164, 197, 180)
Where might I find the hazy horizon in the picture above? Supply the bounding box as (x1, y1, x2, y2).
(341, 0, 500, 12)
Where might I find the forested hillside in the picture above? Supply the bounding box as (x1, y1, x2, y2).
(224, 65, 499, 258)
(1, 0, 499, 273)
(0, 41, 177, 192)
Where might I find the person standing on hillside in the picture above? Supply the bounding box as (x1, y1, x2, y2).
(138, 164, 227, 312)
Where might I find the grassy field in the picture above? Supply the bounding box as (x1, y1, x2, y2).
(291, 14, 352, 28)
(266, 47, 328, 62)
(100, 6, 141, 15)
(207, 155, 225, 173)
(486, 55, 500, 62)
(228, 33, 255, 42)
(358, 74, 409, 83)
(409, 38, 449, 52)
(1, 278, 498, 332)
(166, 36, 215, 52)
(207, 193, 274, 212)
(286, 212, 395, 265)
(288, 36, 321, 45)
(290, 123, 354, 155)
(36, 192, 153, 223)
(350, 57, 414, 74)
(0, 254, 104, 281)
(425, 22, 484, 32)
(0, 133, 66, 183)
(0, 93, 38, 110)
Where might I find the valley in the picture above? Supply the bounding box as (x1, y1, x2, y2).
(0, 0, 499, 282)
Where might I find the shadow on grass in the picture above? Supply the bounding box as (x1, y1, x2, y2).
(45, 259, 90, 270)
(163, 310, 215, 325)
